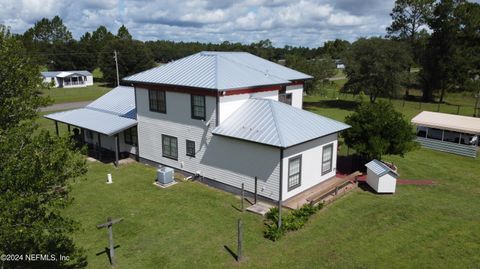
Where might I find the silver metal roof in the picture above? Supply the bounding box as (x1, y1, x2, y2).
(365, 159, 399, 177)
(86, 86, 136, 118)
(44, 86, 136, 136)
(123, 51, 312, 91)
(41, 70, 92, 77)
(212, 98, 350, 148)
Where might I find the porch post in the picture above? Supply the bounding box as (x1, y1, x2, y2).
(97, 133, 102, 160)
(459, 133, 462, 144)
(441, 130, 445, 141)
(114, 134, 119, 167)
(80, 128, 85, 143)
(55, 121, 59, 136)
(67, 124, 71, 133)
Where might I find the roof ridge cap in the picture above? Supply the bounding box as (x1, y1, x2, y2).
(216, 53, 290, 83)
(267, 99, 286, 147)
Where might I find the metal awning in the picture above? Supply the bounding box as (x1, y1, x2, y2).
(44, 108, 136, 136)
(412, 111, 480, 135)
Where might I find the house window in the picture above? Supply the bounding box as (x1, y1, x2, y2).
(191, 95, 206, 120)
(322, 143, 333, 175)
(149, 89, 166, 113)
(162, 135, 178, 160)
(86, 130, 93, 139)
(124, 126, 138, 146)
(288, 155, 302, 191)
(186, 140, 195, 157)
(279, 89, 292, 105)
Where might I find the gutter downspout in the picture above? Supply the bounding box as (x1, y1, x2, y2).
(216, 93, 220, 127)
(278, 148, 284, 229)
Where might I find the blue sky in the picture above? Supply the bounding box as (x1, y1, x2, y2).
(0, 0, 396, 47)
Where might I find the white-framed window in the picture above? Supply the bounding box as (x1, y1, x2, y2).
(322, 143, 333, 175)
(288, 155, 302, 191)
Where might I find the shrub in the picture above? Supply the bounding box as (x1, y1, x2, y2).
(263, 203, 324, 241)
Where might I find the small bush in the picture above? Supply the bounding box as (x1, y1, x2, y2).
(263, 203, 324, 241)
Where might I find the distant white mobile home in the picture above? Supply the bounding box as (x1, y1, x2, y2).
(41, 70, 93, 88)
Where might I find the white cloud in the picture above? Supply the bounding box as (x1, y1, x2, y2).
(0, 0, 395, 47)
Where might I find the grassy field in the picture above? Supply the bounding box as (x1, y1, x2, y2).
(61, 149, 480, 268)
(42, 83, 112, 104)
(35, 88, 478, 268)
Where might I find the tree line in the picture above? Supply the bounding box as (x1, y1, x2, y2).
(343, 0, 480, 103)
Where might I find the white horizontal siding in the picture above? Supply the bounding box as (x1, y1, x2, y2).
(136, 87, 281, 200)
(286, 84, 303, 109)
(218, 90, 278, 124)
(282, 133, 338, 201)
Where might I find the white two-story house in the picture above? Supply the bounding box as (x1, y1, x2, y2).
(123, 51, 350, 203)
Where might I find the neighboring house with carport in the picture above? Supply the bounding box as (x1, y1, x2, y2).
(44, 86, 138, 165)
(41, 70, 93, 88)
(411, 111, 479, 158)
(122, 51, 350, 204)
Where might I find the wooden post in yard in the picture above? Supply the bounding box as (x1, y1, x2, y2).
(254, 177, 258, 204)
(237, 219, 243, 262)
(96, 217, 123, 267)
(241, 183, 245, 212)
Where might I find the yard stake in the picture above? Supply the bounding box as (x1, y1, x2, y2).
(237, 219, 243, 262)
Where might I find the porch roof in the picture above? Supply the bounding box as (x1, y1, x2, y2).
(411, 111, 480, 135)
(44, 86, 136, 136)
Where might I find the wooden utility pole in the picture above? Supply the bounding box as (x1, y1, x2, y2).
(96, 217, 123, 267)
(114, 50, 120, 87)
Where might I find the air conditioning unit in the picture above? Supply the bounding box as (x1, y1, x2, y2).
(157, 167, 174, 184)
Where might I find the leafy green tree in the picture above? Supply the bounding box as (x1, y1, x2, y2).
(387, 0, 434, 44)
(99, 39, 156, 85)
(117, 24, 132, 40)
(23, 15, 72, 43)
(0, 26, 49, 129)
(343, 101, 418, 160)
(323, 39, 350, 59)
(342, 38, 412, 102)
(0, 25, 88, 269)
(285, 54, 336, 94)
(419, 0, 479, 102)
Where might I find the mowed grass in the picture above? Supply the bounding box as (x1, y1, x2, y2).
(63, 148, 480, 268)
(42, 82, 112, 104)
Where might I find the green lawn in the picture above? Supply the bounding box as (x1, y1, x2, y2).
(42, 83, 112, 104)
(61, 148, 480, 268)
(44, 88, 479, 268)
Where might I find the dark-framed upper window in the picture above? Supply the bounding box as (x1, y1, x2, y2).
(149, 89, 166, 113)
(191, 94, 206, 120)
(288, 155, 302, 191)
(186, 140, 195, 157)
(162, 135, 178, 160)
(124, 126, 138, 146)
(322, 143, 333, 175)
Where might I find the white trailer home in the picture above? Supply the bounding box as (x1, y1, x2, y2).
(41, 70, 93, 88)
(123, 51, 350, 203)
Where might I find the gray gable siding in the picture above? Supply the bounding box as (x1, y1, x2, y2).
(136, 87, 281, 200)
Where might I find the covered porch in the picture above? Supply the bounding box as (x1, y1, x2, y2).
(411, 111, 479, 158)
(57, 72, 87, 88)
(45, 108, 137, 166)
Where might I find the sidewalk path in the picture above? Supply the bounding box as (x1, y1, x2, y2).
(40, 101, 90, 112)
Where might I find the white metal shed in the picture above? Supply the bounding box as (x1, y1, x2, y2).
(365, 160, 399, 193)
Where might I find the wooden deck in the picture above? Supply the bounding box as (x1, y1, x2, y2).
(283, 174, 360, 210)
